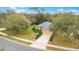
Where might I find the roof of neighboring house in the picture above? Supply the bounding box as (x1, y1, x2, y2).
(36, 21, 52, 29)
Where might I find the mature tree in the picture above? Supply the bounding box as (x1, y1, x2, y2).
(29, 7, 45, 13)
(5, 13, 31, 34)
(0, 12, 7, 28)
(50, 12, 79, 41)
(29, 7, 51, 24)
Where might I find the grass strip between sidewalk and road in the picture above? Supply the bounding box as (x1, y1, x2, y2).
(0, 32, 79, 51)
(0, 34, 32, 46)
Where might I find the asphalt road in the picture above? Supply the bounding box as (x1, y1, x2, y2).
(0, 38, 45, 51)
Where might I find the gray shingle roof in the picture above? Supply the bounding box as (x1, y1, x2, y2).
(37, 21, 52, 29)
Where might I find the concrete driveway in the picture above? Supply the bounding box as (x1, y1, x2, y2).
(31, 29, 53, 50)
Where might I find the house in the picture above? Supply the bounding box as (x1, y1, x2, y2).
(31, 21, 53, 49)
(36, 21, 52, 30)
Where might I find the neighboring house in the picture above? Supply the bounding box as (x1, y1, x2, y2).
(36, 21, 52, 30)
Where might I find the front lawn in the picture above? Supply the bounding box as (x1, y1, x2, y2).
(2, 25, 37, 41)
(48, 32, 79, 49)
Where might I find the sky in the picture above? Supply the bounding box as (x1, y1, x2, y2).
(0, 7, 79, 14)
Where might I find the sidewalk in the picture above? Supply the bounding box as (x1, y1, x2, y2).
(0, 32, 34, 43)
(0, 32, 79, 51)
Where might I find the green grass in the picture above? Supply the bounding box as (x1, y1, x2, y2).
(2, 25, 37, 41)
(49, 32, 79, 49)
(15, 25, 36, 40)
(2, 26, 79, 50)
(0, 34, 32, 45)
(47, 46, 65, 51)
